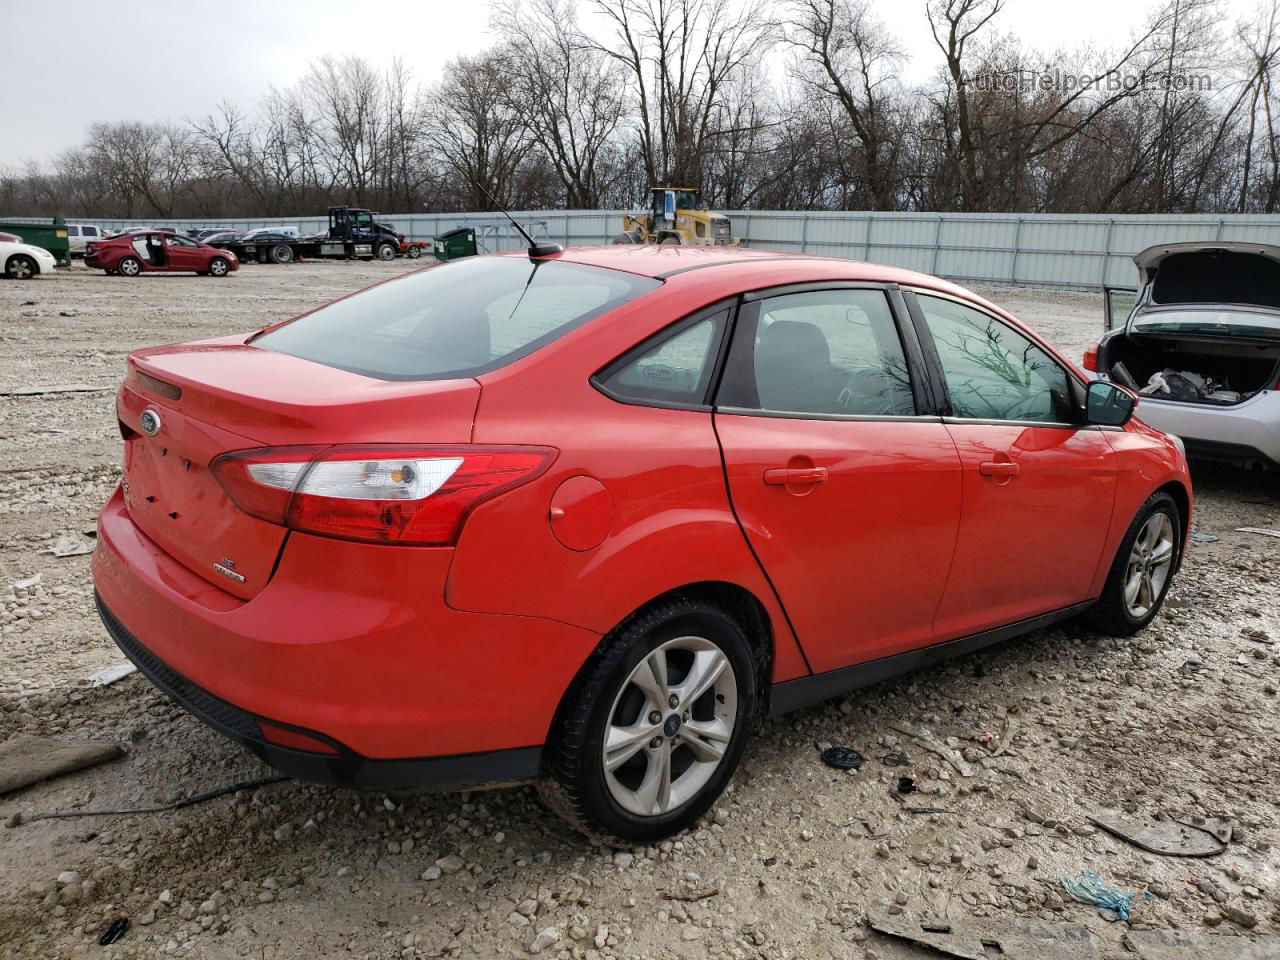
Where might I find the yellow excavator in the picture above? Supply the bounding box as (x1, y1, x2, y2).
(612, 187, 738, 246)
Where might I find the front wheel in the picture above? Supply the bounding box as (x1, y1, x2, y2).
(1084, 490, 1181, 636)
(376, 242, 397, 261)
(5, 255, 37, 279)
(539, 596, 757, 845)
(208, 257, 230, 277)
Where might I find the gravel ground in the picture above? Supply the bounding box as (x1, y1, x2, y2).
(1, 260, 1277, 960)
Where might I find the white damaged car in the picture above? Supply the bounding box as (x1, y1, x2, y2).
(1087, 241, 1280, 470)
(1, 235, 58, 279)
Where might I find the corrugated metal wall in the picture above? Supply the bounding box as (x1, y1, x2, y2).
(48, 210, 1280, 290)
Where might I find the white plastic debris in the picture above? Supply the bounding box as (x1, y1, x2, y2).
(87, 662, 138, 687)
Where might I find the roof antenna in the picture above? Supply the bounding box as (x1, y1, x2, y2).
(473, 182, 564, 258)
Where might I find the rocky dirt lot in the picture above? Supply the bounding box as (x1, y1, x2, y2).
(0, 261, 1277, 960)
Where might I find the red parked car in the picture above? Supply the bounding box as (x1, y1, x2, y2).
(93, 246, 1190, 842)
(85, 230, 238, 277)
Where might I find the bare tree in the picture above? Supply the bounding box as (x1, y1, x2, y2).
(494, 0, 628, 207)
(787, 0, 904, 209)
(589, 0, 777, 193)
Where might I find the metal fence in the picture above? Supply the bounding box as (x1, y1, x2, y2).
(15, 210, 1280, 290)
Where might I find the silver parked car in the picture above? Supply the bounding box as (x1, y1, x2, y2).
(1089, 241, 1280, 469)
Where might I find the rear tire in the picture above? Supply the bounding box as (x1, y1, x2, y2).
(5, 254, 38, 279)
(406, 245, 422, 259)
(270, 244, 293, 264)
(610, 232, 641, 244)
(539, 596, 757, 845)
(117, 256, 142, 277)
(1084, 490, 1181, 636)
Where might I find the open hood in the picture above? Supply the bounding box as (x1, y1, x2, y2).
(1134, 242, 1280, 310)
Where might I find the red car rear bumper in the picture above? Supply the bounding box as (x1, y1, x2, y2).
(92, 485, 601, 789)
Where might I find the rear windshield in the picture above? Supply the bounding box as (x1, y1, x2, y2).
(253, 257, 661, 380)
(1133, 308, 1280, 342)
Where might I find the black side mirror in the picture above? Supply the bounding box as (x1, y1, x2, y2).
(1085, 380, 1137, 426)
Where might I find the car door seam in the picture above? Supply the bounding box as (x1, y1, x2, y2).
(928, 424, 968, 640)
(709, 410, 815, 676)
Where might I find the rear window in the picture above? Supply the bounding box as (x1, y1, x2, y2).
(254, 257, 661, 380)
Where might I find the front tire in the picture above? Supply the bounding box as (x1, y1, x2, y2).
(539, 596, 757, 845)
(376, 242, 397, 261)
(117, 256, 142, 277)
(5, 255, 38, 279)
(208, 257, 230, 277)
(1084, 491, 1181, 636)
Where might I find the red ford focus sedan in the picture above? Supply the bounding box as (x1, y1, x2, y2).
(93, 246, 1190, 842)
(85, 230, 238, 277)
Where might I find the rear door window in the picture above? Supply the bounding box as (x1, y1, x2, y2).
(254, 258, 661, 380)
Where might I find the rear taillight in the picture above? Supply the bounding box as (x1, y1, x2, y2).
(1082, 342, 1099, 372)
(211, 445, 556, 545)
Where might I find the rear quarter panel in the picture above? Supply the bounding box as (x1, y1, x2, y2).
(446, 280, 811, 683)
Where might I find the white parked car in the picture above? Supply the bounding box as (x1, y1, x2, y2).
(66, 223, 106, 256)
(1, 237, 58, 279)
(1088, 241, 1280, 469)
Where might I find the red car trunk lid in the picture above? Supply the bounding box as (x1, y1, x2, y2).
(119, 339, 481, 598)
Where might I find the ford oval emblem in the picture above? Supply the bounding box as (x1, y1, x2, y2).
(139, 409, 162, 437)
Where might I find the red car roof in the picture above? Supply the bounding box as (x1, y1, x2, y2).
(526, 244, 1008, 318)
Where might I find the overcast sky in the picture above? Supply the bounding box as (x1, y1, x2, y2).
(0, 0, 1260, 169)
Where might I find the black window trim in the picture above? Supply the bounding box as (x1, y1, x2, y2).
(903, 287, 1092, 430)
(590, 297, 740, 412)
(714, 281, 937, 422)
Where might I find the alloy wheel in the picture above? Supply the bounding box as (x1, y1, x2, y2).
(8, 256, 34, 279)
(602, 636, 737, 817)
(1124, 511, 1174, 619)
(210, 259, 228, 276)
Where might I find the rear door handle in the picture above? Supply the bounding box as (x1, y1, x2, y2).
(763, 466, 829, 486)
(978, 461, 1020, 478)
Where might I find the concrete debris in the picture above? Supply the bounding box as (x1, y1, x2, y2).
(1124, 929, 1280, 959)
(43, 533, 95, 557)
(1235, 526, 1280, 538)
(868, 913, 1098, 959)
(1090, 811, 1227, 856)
(0, 735, 124, 795)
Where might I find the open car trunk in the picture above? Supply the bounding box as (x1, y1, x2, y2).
(1106, 242, 1280, 405)
(1105, 335, 1280, 406)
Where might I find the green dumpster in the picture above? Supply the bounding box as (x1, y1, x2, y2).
(433, 227, 477, 261)
(0, 216, 72, 265)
